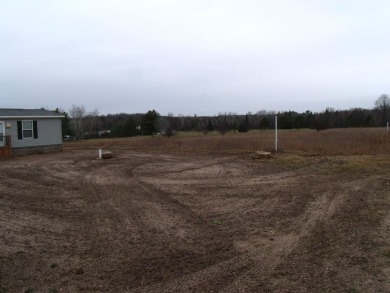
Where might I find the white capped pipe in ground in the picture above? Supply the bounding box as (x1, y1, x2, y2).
(99, 148, 102, 159)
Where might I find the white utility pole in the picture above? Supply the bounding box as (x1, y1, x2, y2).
(275, 115, 278, 152)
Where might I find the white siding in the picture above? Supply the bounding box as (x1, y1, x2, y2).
(4, 118, 63, 148)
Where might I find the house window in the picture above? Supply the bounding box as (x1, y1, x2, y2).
(17, 120, 38, 140)
(22, 120, 33, 139)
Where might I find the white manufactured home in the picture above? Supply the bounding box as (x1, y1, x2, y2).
(0, 109, 64, 157)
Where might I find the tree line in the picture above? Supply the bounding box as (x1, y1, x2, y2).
(58, 94, 390, 139)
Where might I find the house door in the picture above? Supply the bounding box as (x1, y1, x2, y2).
(0, 121, 4, 147)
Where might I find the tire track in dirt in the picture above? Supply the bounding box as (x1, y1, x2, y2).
(64, 153, 238, 291)
(223, 176, 376, 292)
(0, 159, 85, 254)
(2, 151, 390, 292)
(127, 155, 387, 292)
(125, 155, 304, 292)
(0, 153, 96, 292)
(256, 174, 389, 293)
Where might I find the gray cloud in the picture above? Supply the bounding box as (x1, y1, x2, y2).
(1, 0, 389, 115)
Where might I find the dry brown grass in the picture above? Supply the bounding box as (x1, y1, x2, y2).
(63, 128, 390, 156)
(277, 128, 390, 155)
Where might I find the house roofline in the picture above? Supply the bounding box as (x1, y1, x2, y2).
(0, 115, 65, 119)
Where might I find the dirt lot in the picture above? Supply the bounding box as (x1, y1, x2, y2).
(1, 148, 390, 292)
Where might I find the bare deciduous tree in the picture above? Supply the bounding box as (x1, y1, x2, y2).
(69, 105, 86, 139)
(375, 94, 390, 126)
(84, 108, 100, 137)
(215, 113, 229, 135)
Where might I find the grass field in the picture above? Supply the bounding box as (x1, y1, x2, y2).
(64, 128, 390, 156)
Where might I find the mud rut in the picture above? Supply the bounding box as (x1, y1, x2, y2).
(1, 150, 390, 292)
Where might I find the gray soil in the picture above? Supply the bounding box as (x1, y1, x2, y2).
(1, 150, 390, 292)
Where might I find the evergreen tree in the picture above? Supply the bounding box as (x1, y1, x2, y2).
(141, 110, 160, 135)
(55, 108, 72, 135)
(238, 114, 249, 132)
(259, 117, 270, 129)
(206, 118, 214, 131)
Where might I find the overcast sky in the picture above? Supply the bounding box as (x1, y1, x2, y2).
(1, 0, 389, 116)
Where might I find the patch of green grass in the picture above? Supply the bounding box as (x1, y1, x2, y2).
(213, 219, 223, 225)
(275, 152, 308, 168)
(176, 131, 213, 137)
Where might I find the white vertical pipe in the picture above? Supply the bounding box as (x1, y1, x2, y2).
(99, 148, 102, 159)
(275, 115, 278, 152)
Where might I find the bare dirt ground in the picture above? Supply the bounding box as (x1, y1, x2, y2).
(1, 149, 390, 292)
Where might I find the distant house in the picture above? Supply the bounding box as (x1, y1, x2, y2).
(0, 109, 64, 157)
